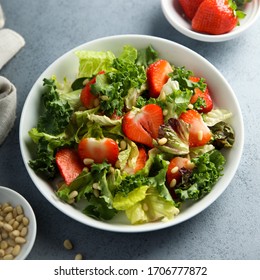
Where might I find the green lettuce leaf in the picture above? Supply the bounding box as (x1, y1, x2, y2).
(125, 187, 179, 224)
(203, 109, 233, 127)
(75, 50, 115, 78)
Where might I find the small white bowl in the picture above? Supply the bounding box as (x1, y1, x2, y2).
(20, 34, 244, 232)
(0, 186, 37, 259)
(161, 0, 260, 42)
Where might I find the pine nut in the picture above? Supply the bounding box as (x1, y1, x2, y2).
(11, 230, 20, 238)
(12, 244, 21, 256)
(3, 223, 13, 232)
(75, 253, 83, 260)
(16, 214, 23, 223)
(171, 166, 179, 174)
(16, 205, 23, 215)
(163, 109, 168, 116)
(188, 103, 194, 109)
(68, 191, 78, 200)
(119, 140, 127, 150)
(93, 98, 100, 107)
(170, 178, 177, 188)
(20, 227, 28, 237)
(3, 206, 13, 214)
(5, 246, 13, 255)
(3, 254, 13, 260)
(92, 183, 100, 190)
(83, 158, 94, 165)
(158, 137, 168, 146)
(197, 130, 203, 141)
(15, 237, 26, 244)
(187, 161, 195, 169)
(93, 189, 100, 198)
(1, 240, 8, 249)
(5, 212, 13, 222)
(63, 239, 73, 250)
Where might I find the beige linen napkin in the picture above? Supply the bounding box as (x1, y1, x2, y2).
(0, 76, 17, 145)
(0, 4, 25, 70)
(0, 28, 25, 70)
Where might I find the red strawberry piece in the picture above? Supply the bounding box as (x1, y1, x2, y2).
(189, 76, 213, 113)
(179, 109, 212, 147)
(147, 59, 173, 98)
(178, 0, 205, 20)
(78, 137, 119, 166)
(55, 148, 84, 185)
(192, 0, 239, 35)
(166, 157, 194, 188)
(124, 147, 148, 175)
(122, 104, 164, 147)
(80, 71, 105, 108)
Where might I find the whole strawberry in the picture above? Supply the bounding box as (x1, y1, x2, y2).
(178, 0, 205, 20)
(192, 0, 245, 35)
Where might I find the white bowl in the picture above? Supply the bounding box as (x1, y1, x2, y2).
(161, 0, 260, 42)
(19, 35, 244, 232)
(0, 186, 37, 259)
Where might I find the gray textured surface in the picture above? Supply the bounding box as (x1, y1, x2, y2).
(0, 0, 259, 260)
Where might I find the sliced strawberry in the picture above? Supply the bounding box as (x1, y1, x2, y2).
(78, 137, 119, 166)
(124, 147, 147, 175)
(55, 148, 84, 185)
(192, 0, 239, 35)
(80, 71, 105, 108)
(147, 59, 173, 98)
(189, 76, 213, 113)
(178, 0, 205, 20)
(122, 104, 164, 147)
(179, 109, 212, 147)
(166, 157, 194, 187)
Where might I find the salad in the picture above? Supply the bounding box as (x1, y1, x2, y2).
(28, 45, 235, 225)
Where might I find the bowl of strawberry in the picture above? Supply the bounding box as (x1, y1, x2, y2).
(20, 35, 244, 232)
(161, 0, 260, 42)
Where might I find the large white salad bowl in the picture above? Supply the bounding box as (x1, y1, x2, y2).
(19, 35, 244, 232)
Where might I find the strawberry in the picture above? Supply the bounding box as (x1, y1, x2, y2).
(147, 59, 173, 98)
(179, 109, 212, 147)
(80, 71, 105, 108)
(124, 147, 147, 174)
(55, 148, 84, 185)
(166, 157, 194, 188)
(122, 104, 164, 147)
(189, 76, 213, 113)
(78, 137, 119, 166)
(178, 0, 205, 20)
(192, 0, 240, 35)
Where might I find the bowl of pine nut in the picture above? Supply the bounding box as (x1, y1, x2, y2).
(0, 186, 37, 260)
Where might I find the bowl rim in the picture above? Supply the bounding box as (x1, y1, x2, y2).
(19, 34, 244, 233)
(161, 0, 260, 42)
(0, 185, 37, 259)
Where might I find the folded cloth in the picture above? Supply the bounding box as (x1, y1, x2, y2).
(0, 28, 25, 70)
(0, 76, 17, 145)
(0, 4, 4, 28)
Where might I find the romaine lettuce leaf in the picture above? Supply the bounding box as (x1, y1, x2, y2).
(75, 50, 115, 78)
(203, 109, 232, 127)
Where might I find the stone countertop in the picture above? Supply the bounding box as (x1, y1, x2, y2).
(0, 0, 259, 260)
